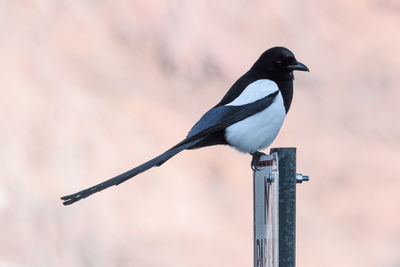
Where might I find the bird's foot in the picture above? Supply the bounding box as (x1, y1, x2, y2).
(251, 151, 266, 171)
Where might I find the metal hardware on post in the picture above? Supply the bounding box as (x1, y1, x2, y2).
(296, 173, 309, 184)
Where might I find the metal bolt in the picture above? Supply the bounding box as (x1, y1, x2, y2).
(265, 173, 275, 183)
(296, 173, 309, 183)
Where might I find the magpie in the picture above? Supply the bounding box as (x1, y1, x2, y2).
(61, 46, 309, 205)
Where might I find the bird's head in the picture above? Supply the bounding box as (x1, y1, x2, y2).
(250, 47, 309, 80)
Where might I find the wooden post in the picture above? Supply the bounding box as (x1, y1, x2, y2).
(253, 152, 279, 267)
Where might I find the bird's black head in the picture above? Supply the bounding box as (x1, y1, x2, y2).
(250, 47, 309, 80)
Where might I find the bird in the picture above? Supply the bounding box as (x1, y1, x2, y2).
(61, 46, 309, 205)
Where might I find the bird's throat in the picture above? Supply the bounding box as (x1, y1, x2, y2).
(276, 79, 293, 113)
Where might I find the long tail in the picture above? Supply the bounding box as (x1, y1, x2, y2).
(61, 140, 199, 205)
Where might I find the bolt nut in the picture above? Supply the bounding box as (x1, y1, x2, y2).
(296, 173, 310, 183)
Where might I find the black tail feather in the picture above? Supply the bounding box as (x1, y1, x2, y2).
(61, 140, 198, 205)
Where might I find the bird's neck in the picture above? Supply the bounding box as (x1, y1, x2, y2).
(275, 79, 293, 113)
(254, 72, 294, 113)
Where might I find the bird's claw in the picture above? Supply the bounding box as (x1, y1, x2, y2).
(251, 151, 266, 172)
(251, 165, 260, 172)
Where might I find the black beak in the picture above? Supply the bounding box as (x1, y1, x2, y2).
(286, 61, 309, 72)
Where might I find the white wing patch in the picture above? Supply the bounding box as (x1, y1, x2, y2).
(224, 79, 286, 154)
(226, 79, 279, 106)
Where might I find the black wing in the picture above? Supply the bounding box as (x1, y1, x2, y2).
(173, 90, 279, 149)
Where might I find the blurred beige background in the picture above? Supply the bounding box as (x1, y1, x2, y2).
(1, 1, 400, 266)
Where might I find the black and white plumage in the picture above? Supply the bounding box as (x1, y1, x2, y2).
(61, 47, 309, 205)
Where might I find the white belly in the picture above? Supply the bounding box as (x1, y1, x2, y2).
(225, 92, 286, 153)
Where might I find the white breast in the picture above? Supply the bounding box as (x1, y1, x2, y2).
(224, 79, 286, 153)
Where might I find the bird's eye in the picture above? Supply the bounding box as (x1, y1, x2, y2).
(283, 57, 296, 65)
(275, 60, 283, 66)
